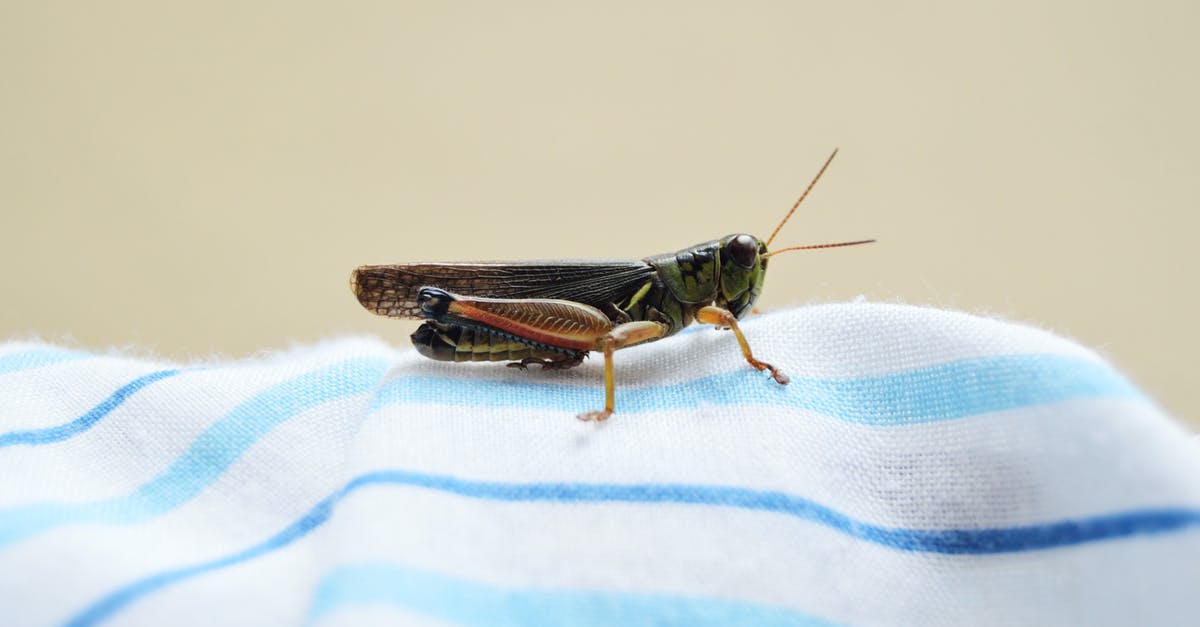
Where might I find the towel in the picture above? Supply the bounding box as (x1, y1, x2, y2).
(1, 303, 1197, 627)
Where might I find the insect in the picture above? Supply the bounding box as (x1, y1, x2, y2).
(351, 149, 873, 421)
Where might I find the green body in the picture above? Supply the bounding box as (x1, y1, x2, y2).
(410, 233, 771, 362)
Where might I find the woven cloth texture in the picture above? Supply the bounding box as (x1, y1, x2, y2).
(1, 303, 1197, 627)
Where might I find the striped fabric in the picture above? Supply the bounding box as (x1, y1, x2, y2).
(0, 303, 1197, 627)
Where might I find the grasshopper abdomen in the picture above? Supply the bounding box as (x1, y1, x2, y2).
(411, 320, 585, 365)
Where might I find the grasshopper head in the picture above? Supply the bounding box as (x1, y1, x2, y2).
(717, 232, 876, 320)
(716, 233, 769, 320)
(715, 149, 873, 320)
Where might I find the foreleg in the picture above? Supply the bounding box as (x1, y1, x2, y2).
(695, 306, 789, 385)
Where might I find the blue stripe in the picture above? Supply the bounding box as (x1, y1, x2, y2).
(65, 488, 343, 627)
(342, 471, 1200, 554)
(0, 369, 181, 448)
(63, 468, 1200, 626)
(0, 348, 86, 376)
(0, 358, 390, 548)
(372, 354, 1146, 424)
(308, 562, 836, 627)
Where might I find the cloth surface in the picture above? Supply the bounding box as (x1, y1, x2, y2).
(0, 303, 1197, 627)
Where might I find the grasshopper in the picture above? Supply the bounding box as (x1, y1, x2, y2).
(351, 150, 873, 421)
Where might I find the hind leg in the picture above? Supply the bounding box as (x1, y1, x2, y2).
(506, 353, 585, 371)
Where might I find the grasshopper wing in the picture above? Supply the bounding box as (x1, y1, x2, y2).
(351, 260, 657, 319)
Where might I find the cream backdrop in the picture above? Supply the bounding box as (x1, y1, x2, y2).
(2, 2, 1196, 426)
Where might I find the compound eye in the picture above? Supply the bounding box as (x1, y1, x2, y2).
(726, 234, 758, 269)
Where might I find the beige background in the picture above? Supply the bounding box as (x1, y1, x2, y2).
(2, 2, 1196, 426)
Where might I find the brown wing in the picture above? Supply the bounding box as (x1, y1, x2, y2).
(351, 260, 657, 319)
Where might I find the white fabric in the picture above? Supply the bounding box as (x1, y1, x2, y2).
(0, 303, 1197, 627)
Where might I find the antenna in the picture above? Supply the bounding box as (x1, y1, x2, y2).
(765, 148, 839, 248)
(763, 239, 876, 258)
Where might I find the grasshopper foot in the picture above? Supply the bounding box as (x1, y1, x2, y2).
(577, 409, 612, 422)
(749, 358, 790, 385)
(507, 354, 585, 371)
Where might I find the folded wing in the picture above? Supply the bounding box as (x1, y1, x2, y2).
(351, 260, 657, 319)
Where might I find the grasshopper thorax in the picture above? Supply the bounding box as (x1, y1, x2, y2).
(645, 233, 768, 321)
